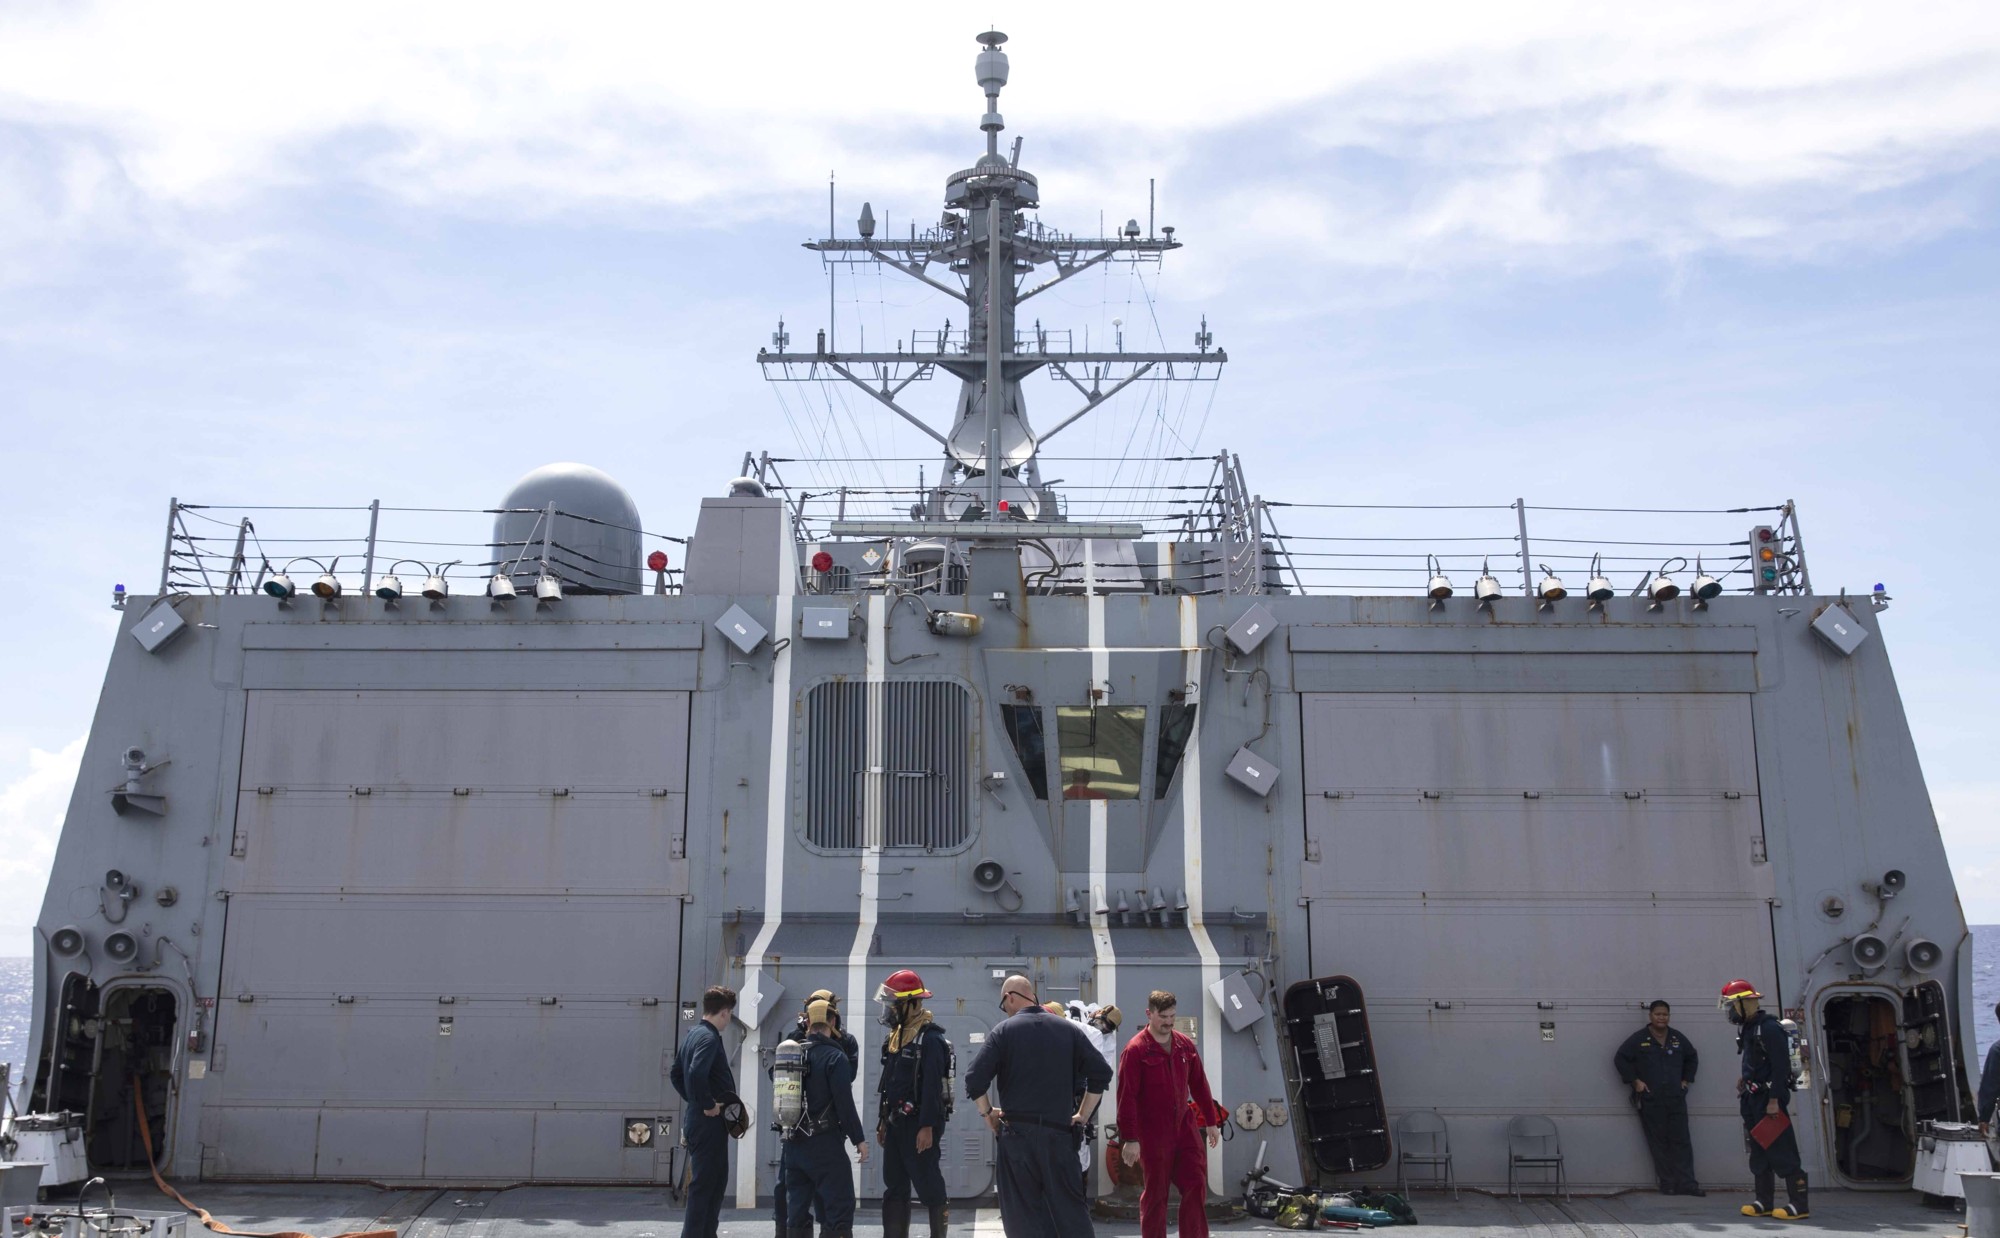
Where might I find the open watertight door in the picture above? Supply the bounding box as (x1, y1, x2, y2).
(1282, 975, 1391, 1177)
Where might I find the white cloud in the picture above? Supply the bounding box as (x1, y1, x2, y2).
(0, 737, 83, 947)
(0, 1, 1996, 286)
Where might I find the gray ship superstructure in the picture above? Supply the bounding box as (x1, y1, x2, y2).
(6, 31, 1979, 1209)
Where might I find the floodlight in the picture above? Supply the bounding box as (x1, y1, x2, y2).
(489, 574, 517, 600)
(423, 560, 458, 600)
(374, 575, 403, 602)
(1586, 554, 1614, 604)
(263, 573, 295, 600)
(535, 575, 563, 602)
(1536, 564, 1567, 603)
(1691, 557, 1723, 601)
(1425, 555, 1452, 602)
(1473, 559, 1503, 605)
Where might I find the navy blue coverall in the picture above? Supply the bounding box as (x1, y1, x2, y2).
(964, 1007, 1113, 1238)
(879, 1020, 953, 1226)
(784, 1032, 868, 1236)
(1613, 1024, 1700, 1192)
(1737, 1010, 1806, 1214)
(670, 1018, 737, 1238)
(1978, 1037, 2000, 1130)
(774, 1017, 860, 1234)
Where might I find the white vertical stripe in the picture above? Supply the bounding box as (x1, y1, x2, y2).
(846, 593, 888, 1191)
(736, 589, 797, 1207)
(1085, 593, 1116, 1192)
(1180, 596, 1226, 1193)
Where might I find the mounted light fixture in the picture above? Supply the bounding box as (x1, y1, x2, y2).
(1644, 556, 1686, 610)
(1474, 559, 1503, 607)
(1425, 555, 1452, 607)
(374, 574, 402, 601)
(1536, 563, 1567, 607)
(423, 560, 458, 601)
(488, 574, 517, 601)
(1691, 556, 1724, 605)
(262, 572, 296, 600)
(1586, 554, 1615, 607)
(535, 575, 563, 603)
(311, 557, 344, 600)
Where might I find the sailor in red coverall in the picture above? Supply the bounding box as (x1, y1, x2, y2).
(1117, 991, 1222, 1238)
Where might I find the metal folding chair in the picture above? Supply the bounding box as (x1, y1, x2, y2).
(1394, 1110, 1458, 1199)
(1507, 1114, 1568, 1199)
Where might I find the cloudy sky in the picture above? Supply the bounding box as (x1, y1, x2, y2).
(2, 1, 1997, 946)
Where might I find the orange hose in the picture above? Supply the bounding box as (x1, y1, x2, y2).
(134, 1081, 396, 1238)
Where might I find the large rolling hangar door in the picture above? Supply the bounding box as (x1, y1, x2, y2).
(208, 690, 690, 1184)
(1300, 692, 1771, 1187)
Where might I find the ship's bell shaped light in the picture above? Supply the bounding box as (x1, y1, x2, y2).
(1648, 573, 1681, 602)
(1537, 564, 1567, 602)
(1473, 559, 1503, 605)
(534, 575, 563, 603)
(263, 572, 295, 600)
(1425, 555, 1453, 601)
(1691, 557, 1723, 601)
(1586, 554, 1615, 603)
(312, 571, 342, 599)
(488, 574, 517, 600)
(374, 574, 403, 602)
(423, 573, 450, 600)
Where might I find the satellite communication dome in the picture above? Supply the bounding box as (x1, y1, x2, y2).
(491, 463, 645, 595)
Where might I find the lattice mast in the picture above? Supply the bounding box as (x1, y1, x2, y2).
(757, 31, 1226, 520)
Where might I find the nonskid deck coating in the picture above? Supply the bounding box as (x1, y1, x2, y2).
(23, 1186, 1966, 1238)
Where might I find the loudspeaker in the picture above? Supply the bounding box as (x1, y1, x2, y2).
(972, 860, 1007, 893)
(50, 926, 85, 957)
(1904, 938, 1943, 972)
(104, 931, 140, 965)
(1850, 933, 1889, 970)
(105, 868, 129, 892)
(1877, 869, 1907, 898)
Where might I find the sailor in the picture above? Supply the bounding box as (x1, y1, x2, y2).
(774, 990, 860, 1238)
(1116, 991, 1222, 1238)
(784, 998, 871, 1238)
(669, 985, 739, 1238)
(1613, 1000, 1703, 1195)
(964, 974, 1113, 1238)
(1720, 979, 1808, 1219)
(875, 969, 955, 1238)
(1979, 1000, 2000, 1138)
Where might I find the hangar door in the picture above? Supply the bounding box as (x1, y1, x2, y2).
(1301, 692, 1770, 1187)
(206, 690, 690, 1184)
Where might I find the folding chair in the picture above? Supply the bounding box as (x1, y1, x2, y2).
(1394, 1110, 1458, 1199)
(1507, 1114, 1568, 1199)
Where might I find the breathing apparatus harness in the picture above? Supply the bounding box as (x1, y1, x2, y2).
(875, 970, 956, 1126)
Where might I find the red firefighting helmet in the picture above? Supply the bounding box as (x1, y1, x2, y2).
(875, 969, 931, 1003)
(1718, 978, 1762, 1009)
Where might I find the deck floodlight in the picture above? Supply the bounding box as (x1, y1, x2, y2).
(1425, 555, 1453, 603)
(423, 561, 458, 600)
(1586, 554, 1615, 604)
(1474, 559, 1503, 606)
(312, 570, 342, 599)
(535, 575, 563, 603)
(1645, 557, 1685, 608)
(374, 574, 403, 602)
(1692, 557, 1723, 601)
(1536, 564, 1567, 604)
(488, 574, 516, 600)
(263, 572, 296, 600)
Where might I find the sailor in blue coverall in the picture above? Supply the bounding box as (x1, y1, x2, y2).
(784, 1001, 871, 1238)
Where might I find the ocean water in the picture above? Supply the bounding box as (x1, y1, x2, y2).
(2, 927, 1996, 1096)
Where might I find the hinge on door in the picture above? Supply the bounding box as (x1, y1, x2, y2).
(230, 832, 247, 858)
(1751, 837, 1769, 863)
(1304, 840, 1321, 862)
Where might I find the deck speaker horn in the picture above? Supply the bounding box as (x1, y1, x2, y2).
(1903, 938, 1942, 972)
(1850, 933, 1889, 971)
(50, 925, 86, 958)
(1874, 869, 1906, 899)
(104, 931, 140, 965)
(973, 860, 1007, 893)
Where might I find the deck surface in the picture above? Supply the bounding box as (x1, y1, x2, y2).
(11, 1185, 1967, 1237)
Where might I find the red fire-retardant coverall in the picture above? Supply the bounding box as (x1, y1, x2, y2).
(1117, 1028, 1219, 1238)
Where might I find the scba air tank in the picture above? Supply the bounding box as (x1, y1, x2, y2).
(772, 1038, 807, 1130)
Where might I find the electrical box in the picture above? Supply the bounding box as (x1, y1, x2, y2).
(1810, 603, 1868, 657)
(800, 607, 850, 640)
(714, 604, 769, 654)
(130, 599, 188, 653)
(1208, 970, 1264, 1031)
(1225, 745, 1280, 797)
(1224, 602, 1277, 656)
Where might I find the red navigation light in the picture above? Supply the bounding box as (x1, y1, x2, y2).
(646, 550, 669, 572)
(1757, 528, 1773, 542)
(997, 499, 1010, 513)
(811, 551, 834, 573)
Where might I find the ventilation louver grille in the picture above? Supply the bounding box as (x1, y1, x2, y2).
(807, 681, 970, 850)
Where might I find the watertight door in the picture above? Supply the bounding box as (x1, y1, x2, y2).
(1281, 975, 1392, 1175)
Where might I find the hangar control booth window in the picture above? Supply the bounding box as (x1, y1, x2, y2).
(1000, 703, 1200, 804)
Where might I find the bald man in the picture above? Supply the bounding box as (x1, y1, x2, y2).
(965, 975, 1113, 1237)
